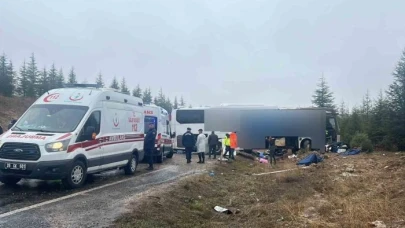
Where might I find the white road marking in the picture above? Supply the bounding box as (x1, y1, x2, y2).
(252, 167, 309, 176)
(0, 167, 171, 219)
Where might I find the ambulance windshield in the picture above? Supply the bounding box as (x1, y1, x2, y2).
(13, 104, 89, 133)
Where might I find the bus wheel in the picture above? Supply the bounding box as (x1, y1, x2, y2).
(302, 140, 311, 152)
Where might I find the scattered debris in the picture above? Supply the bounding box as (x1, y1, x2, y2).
(340, 149, 361, 156)
(368, 220, 386, 228)
(297, 153, 323, 166)
(341, 172, 359, 177)
(214, 206, 231, 214)
(209, 171, 215, 177)
(259, 158, 268, 164)
(302, 206, 319, 219)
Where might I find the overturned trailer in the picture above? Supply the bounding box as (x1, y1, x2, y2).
(204, 106, 339, 153)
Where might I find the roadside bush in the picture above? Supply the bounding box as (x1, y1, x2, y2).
(381, 136, 398, 152)
(351, 132, 374, 152)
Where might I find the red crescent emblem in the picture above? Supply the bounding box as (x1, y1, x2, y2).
(113, 114, 119, 127)
(69, 92, 84, 101)
(43, 93, 60, 102)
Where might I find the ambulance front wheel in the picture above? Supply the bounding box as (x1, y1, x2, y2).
(62, 160, 87, 189)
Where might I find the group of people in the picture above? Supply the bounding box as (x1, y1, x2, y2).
(182, 128, 238, 164)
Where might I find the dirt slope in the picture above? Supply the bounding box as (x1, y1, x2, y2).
(0, 96, 35, 130)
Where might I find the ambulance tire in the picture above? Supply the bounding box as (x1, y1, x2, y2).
(62, 160, 87, 189)
(124, 154, 138, 175)
(0, 176, 21, 185)
(166, 148, 174, 158)
(156, 149, 164, 163)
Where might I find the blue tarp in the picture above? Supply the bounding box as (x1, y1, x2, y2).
(296, 153, 323, 166)
(339, 149, 361, 156)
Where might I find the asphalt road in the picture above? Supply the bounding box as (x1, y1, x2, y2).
(0, 154, 213, 228)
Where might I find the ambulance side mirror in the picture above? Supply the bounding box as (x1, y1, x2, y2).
(171, 132, 176, 138)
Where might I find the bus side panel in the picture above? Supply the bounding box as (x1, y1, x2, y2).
(205, 108, 326, 152)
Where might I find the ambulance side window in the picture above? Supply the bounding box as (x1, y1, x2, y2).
(77, 111, 101, 142)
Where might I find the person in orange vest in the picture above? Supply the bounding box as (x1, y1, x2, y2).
(229, 131, 238, 160)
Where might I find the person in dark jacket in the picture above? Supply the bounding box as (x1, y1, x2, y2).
(0, 125, 3, 135)
(8, 119, 16, 130)
(144, 122, 157, 170)
(268, 137, 277, 167)
(182, 127, 195, 163)
(207, 131, 219, 159)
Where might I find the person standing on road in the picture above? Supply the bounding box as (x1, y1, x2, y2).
(229, 131, 238, 160)
(182, 127, 195, 164)
(207, 131, 219, 159)
(196, 129, 207, 163)
(223, 133, 231, 158)
(144, 122, 157, 170)
(8, 119, 16, 130)
(0, 125, 3, 135)
(268, 137, 277, 167)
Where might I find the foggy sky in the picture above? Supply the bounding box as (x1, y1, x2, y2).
(1, 0, 405, 109)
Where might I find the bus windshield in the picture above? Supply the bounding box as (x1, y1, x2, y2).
(13, 104, 89, 133)
(175, 110, 204, 124)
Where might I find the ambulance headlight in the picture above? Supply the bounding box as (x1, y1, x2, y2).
(45, 139, 70, 152)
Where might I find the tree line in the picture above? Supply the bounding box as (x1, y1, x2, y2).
(0, 53, 189, 113)
(312, 49, 405, 151)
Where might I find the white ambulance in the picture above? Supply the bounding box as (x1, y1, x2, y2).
(143, 104, 174, 163)
(0, 85, 145, 188)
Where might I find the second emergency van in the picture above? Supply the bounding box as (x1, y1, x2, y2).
(0, 84, 145, 188)
(144, 104, 174, 163)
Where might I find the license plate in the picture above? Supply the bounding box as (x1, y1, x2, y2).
(4, 163, 27, 170)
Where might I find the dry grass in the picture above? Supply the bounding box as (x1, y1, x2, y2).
(114, 152, 405, 228)
(0, 96, 34, 129)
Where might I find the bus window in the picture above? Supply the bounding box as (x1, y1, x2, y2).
(176, 110, 204, 124)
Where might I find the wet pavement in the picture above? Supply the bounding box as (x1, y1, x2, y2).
(0, 154, 214, 227)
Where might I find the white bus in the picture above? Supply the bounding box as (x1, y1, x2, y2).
(170, 107, 225, 153)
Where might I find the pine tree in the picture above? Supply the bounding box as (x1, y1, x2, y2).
(0, 54, 13, 97)
(67, 67, 77, 84)
(361, 90, 373, 118)
(56, 68, 65, 88)
(156, 88, 165, 106)
(26, 53, 39, 97)
(120, 77, 130, 94)
(312, 74, 335, 110)
(7, 61, 16, 96)
(164, 97, 173, 113)
(37, 67, 49, 96)
(48, 64, 58, 90)
(110, 76, 120, 90)
(339, 100, 348, 116)
(387, 49, 405, 149)
(153, 97, 158, 104)
(180, 96, 186, 107)
(369, 90, 390, 146)
(17, 60, 29, 96)
(142, 88, 152, 104)
(173, 96, 179, 109)
(95, 72, 104, 87)
(132, 84, 142, 98)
